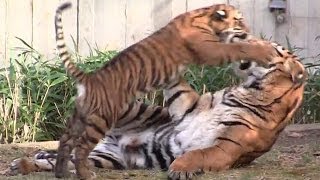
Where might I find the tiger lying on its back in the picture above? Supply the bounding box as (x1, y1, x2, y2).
(9, 43, 307, 179)
(54, 2, 278, 179)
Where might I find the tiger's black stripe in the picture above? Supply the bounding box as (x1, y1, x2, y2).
(88, 123, 105, 136)
(119, 103, 135, 120)
(141, 144, 154, 168)
(217, 137, 242, 147)
(138, 42, 159, 87)
(231, 113, 260, 129)
(165, 135, 175, 163)
(131, 103, 148, 121)
(219, 121, 253, 130)
(46, 159, 55, 169)
(89, 158, 103, 168)
(152, 139, 167, 169)
(144, 38, 169, 86)
(93, 152, 125, 170)
(86, 135, 100, 144)
(222, 98, 266, 121)
(156, 126, 174, 142)
(165, 90, 191, 107)
(175, 100, 198, 125)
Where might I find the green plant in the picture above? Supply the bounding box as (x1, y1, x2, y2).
(0, 51, 73, 143)
(0, 38, 116, 143)
(185, 64, 240, 94)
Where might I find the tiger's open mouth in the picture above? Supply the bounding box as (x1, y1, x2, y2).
(238, 60, 252, 70)
(228, 32, 249, 43)
(218, 28, 250, 43)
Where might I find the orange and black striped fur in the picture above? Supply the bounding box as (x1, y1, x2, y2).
(167, 43, 307, 179)
(8, 43, 306, 179)
(54, 2, 277, 179)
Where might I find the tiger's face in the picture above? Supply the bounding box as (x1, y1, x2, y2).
(227, 44, 307, 133)
(270, 43, 308, 85)
(209, 4, 249, 34)
(237, 45, 307, 89)
(203, 4, 248, 32)
(179, 4, 249, 42)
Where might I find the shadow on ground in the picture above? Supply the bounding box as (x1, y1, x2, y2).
(0, 124, 320, 180)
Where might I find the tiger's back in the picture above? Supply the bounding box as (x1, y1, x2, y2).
(55, 3, 276, 122)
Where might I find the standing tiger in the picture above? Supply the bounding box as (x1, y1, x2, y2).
(54, 2, 277, 179)
(8, 43, 307, 179)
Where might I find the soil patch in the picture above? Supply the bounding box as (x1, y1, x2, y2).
(0, 124, 319, 180)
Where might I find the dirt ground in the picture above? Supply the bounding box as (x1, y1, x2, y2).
(0, 124, 319, 180)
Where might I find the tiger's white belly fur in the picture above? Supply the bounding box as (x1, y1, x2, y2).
(93, 89, 233, 169)
(172, 109, 227, 155)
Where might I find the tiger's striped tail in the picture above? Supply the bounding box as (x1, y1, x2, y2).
(55, 2, 85, 82)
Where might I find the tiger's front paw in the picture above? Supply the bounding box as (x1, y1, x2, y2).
(55, 167, 70, 178)
(6, 158, 22, 176)
(8, 158, 39, 175)
(76, 168, 96, 180)
(168, 169, 199, 180)
(167, 159, 203, 180)
(78, 171, 96, 180)
(247, 39, 278, 63)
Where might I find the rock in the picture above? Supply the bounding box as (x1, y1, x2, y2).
(286, 132, 303, 138)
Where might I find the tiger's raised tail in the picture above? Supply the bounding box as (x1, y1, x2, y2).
(55, 2, 85, 82)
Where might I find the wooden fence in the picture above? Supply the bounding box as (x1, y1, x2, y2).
(0, 0, 319, 66)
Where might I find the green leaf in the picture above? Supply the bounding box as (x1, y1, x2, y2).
(49, 76, 68, 87)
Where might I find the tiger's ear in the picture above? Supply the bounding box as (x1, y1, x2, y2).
(213, 10, 227, 20)
(294, 73, 306, 83)
(291, 67, 307, 84)
(284, 60, 307, 84)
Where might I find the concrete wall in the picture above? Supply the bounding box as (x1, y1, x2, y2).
(0, 0, 319, 65)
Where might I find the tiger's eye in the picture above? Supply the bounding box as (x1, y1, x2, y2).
(213, 10, 227, 21)
(268, 63, 276, 68)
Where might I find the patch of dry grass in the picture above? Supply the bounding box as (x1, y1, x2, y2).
(0, 127, 319, 180)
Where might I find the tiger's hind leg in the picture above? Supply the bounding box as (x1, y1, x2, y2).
(55, 110, 86, 178)
(55, 128, 76, 178)
(168, 141, 243, 180)
(74, 114, 109, 179)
